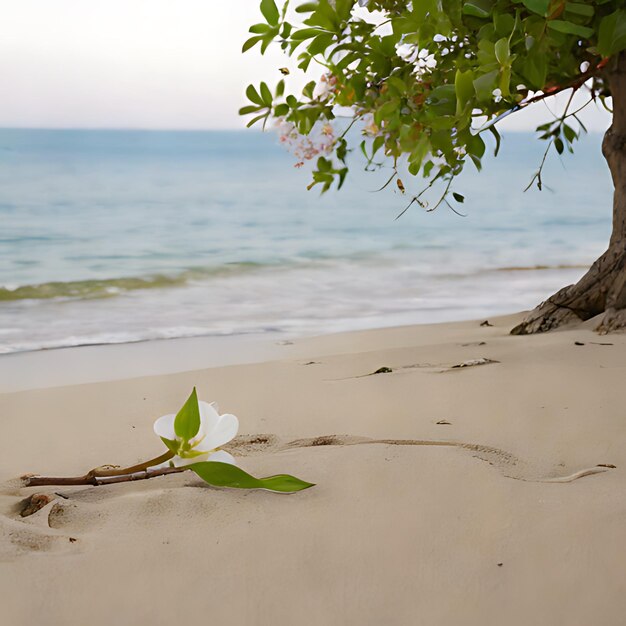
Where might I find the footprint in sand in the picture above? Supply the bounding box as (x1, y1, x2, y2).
(0, 499, 80, 560)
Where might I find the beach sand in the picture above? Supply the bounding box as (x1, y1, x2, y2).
(1, 313, 625, 625)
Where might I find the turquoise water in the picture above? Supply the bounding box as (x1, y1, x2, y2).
(0, 128, 613, 353)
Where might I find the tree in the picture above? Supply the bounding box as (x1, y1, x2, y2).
(241, 0, 626, 334)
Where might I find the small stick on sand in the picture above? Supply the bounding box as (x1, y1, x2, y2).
(22, 466, 186, 488)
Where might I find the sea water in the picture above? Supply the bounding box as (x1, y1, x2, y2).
(0, 128, 613, 353)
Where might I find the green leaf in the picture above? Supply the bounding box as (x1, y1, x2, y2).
(274, 103, 289, 116)
(564, 3, 594, 18)
(308, 32, 334, 55)
(260, 82, 273, 106)
(239, 105, 262, 115)
(499, 65, 511, 97)
(296, 2, 320, 13)
(335, 0, 352, 20)
(249, 23, 272, 34)
(190, 462, 315, 493)
(554, 137, 564, 154)
(547, 20, 594, 38)
(246, 84, 265, 106)
(408, 134, 430, 174)
(260, 0, 280, 26)
(336, 138, 347, 162)
(469, 153, 482, 171)
(467, 131, 486, 160)
(242, 36, 263, 53)
(462, 0, 492, 19)
(488, 125, 501, 157)
(494, 37, 510, 65)
(260, 35, 274, 54)
(494, 12, 515, 36)
(359, 140, 368, 161)
(337, 167, 348, 190)
(597, 10, 626, 57)
(563, 123, 578, 143)
(317, 156, 332, 172)
(521, 0, 549, 17)
(523, 54, 547, 90)
(372, 135, 385, 156)
(160, 437, 179, 454)
(302, 80, 316, 98)
(455, 69, 475, 116)
(304, 0, 340, 31)
(427, 85, 456, 116)
(452, 192, 465, 203)
(386, 76, 407, 95)
(174, 388, 201, 441)
(291, 28, 325, 41)
(473, 70, 499, 101)
(246, 113, 268, 128)
(297, 53, 312, 72)
(377, 99, 401, 120)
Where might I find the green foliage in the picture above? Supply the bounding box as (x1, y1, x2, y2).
(190, 461, 315, 493)
(174, 387, 201, 442)
(241, 0, 625, 206)
(598, 9, 626, 56)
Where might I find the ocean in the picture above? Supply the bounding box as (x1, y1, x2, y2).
(0, 128, 613, 354)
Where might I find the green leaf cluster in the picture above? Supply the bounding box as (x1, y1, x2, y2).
(241, 0, 625, 201)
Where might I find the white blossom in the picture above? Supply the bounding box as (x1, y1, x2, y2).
(152, 401, 238, 468)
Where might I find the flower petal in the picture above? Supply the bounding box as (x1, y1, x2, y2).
(203, 413, 239, 450)
(206, 450, 237, 466)
(153, 414, 176, 440)
(198, 401, 220, 433)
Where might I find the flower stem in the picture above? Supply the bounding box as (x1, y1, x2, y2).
(87, 450, 175, 477)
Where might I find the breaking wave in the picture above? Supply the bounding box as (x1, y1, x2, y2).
(0, 263, 263, 302)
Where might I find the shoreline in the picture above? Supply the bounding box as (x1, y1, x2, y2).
(0, 312, 525, 393)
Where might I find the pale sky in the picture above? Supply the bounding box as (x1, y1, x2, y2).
(0, 0, 612, 131)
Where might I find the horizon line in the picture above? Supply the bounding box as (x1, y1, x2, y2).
(0, 126, 258, 133)
(0, 126, 607, 134)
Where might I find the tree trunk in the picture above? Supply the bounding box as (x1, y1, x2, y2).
(511, 51, 626, 335)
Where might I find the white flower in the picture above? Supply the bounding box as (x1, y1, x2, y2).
(151, 401, 239, 469)
(362, 113, 380, 137)
(313, 73, 337, 100)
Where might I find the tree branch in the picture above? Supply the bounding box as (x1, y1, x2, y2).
(519, 60, 605, 109)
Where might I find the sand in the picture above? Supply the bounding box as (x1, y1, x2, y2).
(1, 313, 625, 625)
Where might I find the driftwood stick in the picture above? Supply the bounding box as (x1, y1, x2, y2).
(22, 466, 187, 487)
(21, 450, 179, 487)
(86, 450, 175, 478)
